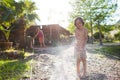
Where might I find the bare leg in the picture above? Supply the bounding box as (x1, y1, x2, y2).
(42, 37, 46, 47)
(82, 58, 87, 77)
(43, 42, 46, 47)
(77, 58, 81, 77)
(40, 42, 42, 47)
(38, 38, 42, 47)
(42, 41, 45, 47)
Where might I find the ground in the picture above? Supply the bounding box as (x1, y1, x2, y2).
(24, 44, 120, 80)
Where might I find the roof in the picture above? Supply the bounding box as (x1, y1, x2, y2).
(42, 24, 71, 35)
(30, 24, 72, 35)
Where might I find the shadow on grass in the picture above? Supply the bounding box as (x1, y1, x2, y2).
(86, 43, 120, 60)
(95, 45, 120, 60)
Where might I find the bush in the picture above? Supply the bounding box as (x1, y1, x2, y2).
(0, 60, 30, 80)
(115, 31, 120, 41)
(96, 45, 120, 58)
(0, 50, 25, 60)
(105, 34, 114, 42)
(93, 32, 104, 39)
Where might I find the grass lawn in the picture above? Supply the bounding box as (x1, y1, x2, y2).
(0, 52, 32, 80)
(96, 45, 120, 59)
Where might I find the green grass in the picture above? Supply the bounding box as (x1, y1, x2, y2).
(96, 45, 120, 59)
(0, 59, 31, 80)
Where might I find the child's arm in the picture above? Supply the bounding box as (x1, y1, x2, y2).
(80, 29, 88, 50)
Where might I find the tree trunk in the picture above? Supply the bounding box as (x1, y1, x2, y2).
(98, 21, 103, 45)
(90, 20, 94, 44)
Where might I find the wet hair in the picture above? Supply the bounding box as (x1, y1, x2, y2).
(74, 17, 84, 26)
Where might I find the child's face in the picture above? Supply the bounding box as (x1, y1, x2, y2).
(76, 19, 83, 29)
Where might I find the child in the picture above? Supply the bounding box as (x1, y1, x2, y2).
(37, 28, 45, 47)
(74, 17, 88, 78)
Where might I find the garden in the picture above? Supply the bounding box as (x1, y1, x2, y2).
(0, 0, 120, 80)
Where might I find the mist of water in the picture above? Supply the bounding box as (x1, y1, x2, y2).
(49, 44, 77, 80)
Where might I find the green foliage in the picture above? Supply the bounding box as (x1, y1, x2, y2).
(67, 23, 75, 34)
(84, 22, 91, 32)
(102, 25, 115, 33)
(93, 32, 104, 39)
(104, 34, 114, 42)
(0, 60, 31, 80)
(69, 0, 117, 32)
(69, 0, 117, 45)
(0, 0, 39, 26)
(22, 0, 40, 26)
(96, 45, 120, 58)
(0, 25, 13, 41)
(115, 31, 120, 41)
(0, 0, 39, 42)
(70, 0, 117, 21)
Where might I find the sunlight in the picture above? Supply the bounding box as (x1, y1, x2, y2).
(33, 0, 72, 28)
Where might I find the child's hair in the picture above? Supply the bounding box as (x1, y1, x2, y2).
(74, 17, 84, 26)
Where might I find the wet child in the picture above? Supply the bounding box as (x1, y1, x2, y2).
(74, 17, 88, 79)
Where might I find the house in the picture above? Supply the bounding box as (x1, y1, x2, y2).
(26, 24, 72, 47)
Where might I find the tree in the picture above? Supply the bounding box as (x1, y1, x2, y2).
(67, 23, 75, 34)
(0, 0, 17, 41)
(69, 0, 117, 45)
(22, 0, 40, 27)
(0, 0, 39, 42)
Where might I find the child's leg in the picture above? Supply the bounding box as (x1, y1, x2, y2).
(42, 40, 45, 47)
(39, 38, 42, 47)
(42, 37, 45, 47)
(41, 41, 45, 47)
(40, 37, 45, 47)
(82, 58, 87, 77)
(77, 58, 81, 76)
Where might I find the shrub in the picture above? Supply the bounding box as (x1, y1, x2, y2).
(114, 31, 120, 41)
(93, 32, 104, 39)
(105, 34, 114, 42)
(0, 50, 25, 60)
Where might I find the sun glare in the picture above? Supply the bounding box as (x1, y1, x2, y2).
(34, 0, 72, 28)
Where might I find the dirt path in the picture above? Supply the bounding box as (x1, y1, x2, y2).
(28, 44, 120, 80)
